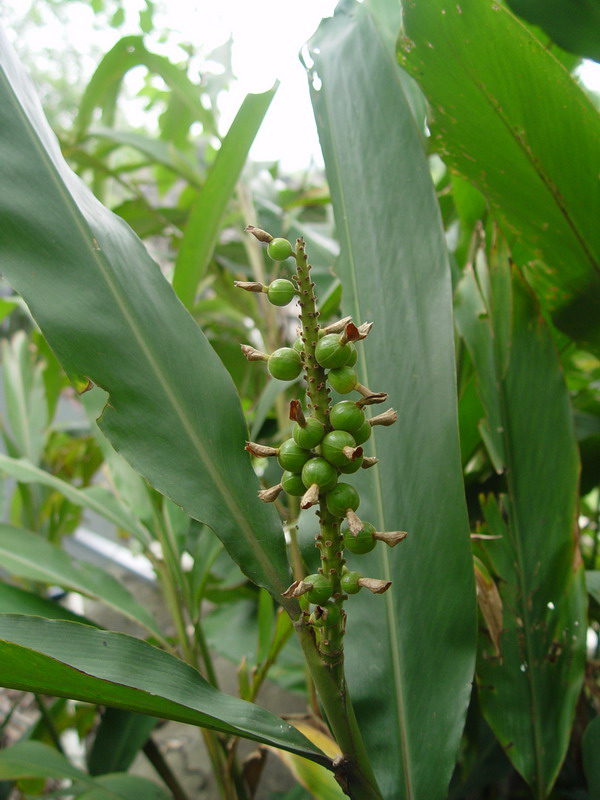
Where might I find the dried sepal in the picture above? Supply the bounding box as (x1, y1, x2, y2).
(289, 399, 307, 426)
(342, 445, 363, 461)
(241, 344, 269, 362)
(322, 316, 353, 334)
(358, 577, 392, 594)
(282, 579, 312, 599)
(245, 441, 278, 458)
(346, 509, 363, 536)
(361, 456, 379, 469)
(355, 387, 388, 405)
(373, 530, 408, 547)
(258, 484, 283, 503)
(245, 225, 273, 243)
(369, 408, 398, 427)
(233, 281, 266, 293)
(301, 483, 320, 510)
(340, 321, 372, 343)
(356, 322, 373, 339)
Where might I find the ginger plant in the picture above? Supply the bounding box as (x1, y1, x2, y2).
(237, 228, 407, 798)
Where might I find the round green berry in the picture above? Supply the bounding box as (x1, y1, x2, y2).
(353, 419, 372, 445)
(304, 573, 333, 605)
(293, 417, 325, 449)
(315, 334, 352, 369)
(293, 336, 305, 354)
(326, 482, 360, 518)
(328, 366, 358, 394)
(340, 570, 361, 595)
(347, 343, 358, 367)
(281, 471, 306, 497)
(339, 456, 363, 474)
(321, 430, 358, 468)
(267, 237, 294, 261)
(330, 401, 366, 434)
(268, 347, 302, 381)
(310, 601, 341, 627)
(301, 457, 338, 491)
(343, 522, 377, 555)
(267, 279, 296, 306)
(277, 439, 312, 472)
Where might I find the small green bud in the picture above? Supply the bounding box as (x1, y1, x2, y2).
(343, 522, 377, 554)
(293, 336, 305, 354)
(280, 470, 306, 497)
(277, 439, 312, 472)
(326, 482, 360, 518)
(301, 457, 338, 491)
(328, 366, 358, 394)
(315, 334, 352, 369)
(267, 279, 296, 306)
(267, 347, 302, 381)
(267, 237, 294, 261)
(340, 570, 362, 595)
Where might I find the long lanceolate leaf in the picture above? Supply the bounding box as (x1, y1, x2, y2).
(0, 616, 329, 765)
(455, 246, 587, 797)
(398, 0, 600, 352)
(0, 27, 294, 604)
(307, 3, 477, 798)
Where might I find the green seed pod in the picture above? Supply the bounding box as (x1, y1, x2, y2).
(353, 419, 373, 445)
(315, 334, 352, 369)
(268, 347, 302, 381)
(310, 601, 341, 627)
(330, 401, 366, 434)
(267, 279, 296, 306)
(321, 430, 359, 468)
(347, 342, 358, 367)
(304, 573, 333, 604)
(293, 417, 325, 449)
(340, 569, 362, 595)
(280, 470, 306, 497)
(326, 482, 360, 518)
(277, 439, 312, 472)
(343, 521, 377, 555)
(267, 237, 294, 261)
(327, 366, 358, 394)
(301, 457, 338, 491)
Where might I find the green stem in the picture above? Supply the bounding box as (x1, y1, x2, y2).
(33, 694, 63, 753)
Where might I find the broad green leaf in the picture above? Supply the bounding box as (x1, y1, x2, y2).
(506, 0, 600, 61)
(0, 28, 293, 604)
(0, 615, 329, 765)
(0, 525, 163, 641)
(582, 715, 600, 798)
(172, 87, 277, 308)
(0, 741, 171, 800)
(0, 454, 150, 543)
(87, 708, 158, 776)
(0, 583, 97, 626)
(399, 0, 600, 351)
(75, 36, 215, 137)
(454, 245, 587, 795)
(307, 3, 477, 797)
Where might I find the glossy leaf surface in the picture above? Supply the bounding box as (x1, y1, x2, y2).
(455, 247, 587, 796)
(0, 27, 293, 603)
(0, 615, 329, 764)
(399, 0, 600, 351)
(307, 2, 477, 797)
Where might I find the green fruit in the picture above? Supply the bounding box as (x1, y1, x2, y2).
(343, 522, 376, 554)
(310, 601, 341, 627)
(330, 401, 366, 434)
(267, 279, 296, 306)
(301, 457, 338, 491)
(321, 430, 358, 468)
(267, 237, 294, 261)
(326, 482, 360, 518)
(304, 573, 333, 604)
(293, 417, 325, 449)
(328, 366, 358, 394)
(268, 347, 302, 381)
(277, 439, 312, 472)
(315, 334, 352, 369)
(293, 336, 305, 354)
(340, 570, 361, 595)
(339, 456, 363, 474)
(347, 343, 358, 367)
(281, 471, 306, 497)
(353, 420, 372, 445)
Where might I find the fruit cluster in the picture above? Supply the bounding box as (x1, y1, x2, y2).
(237, 227, 406, 665)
